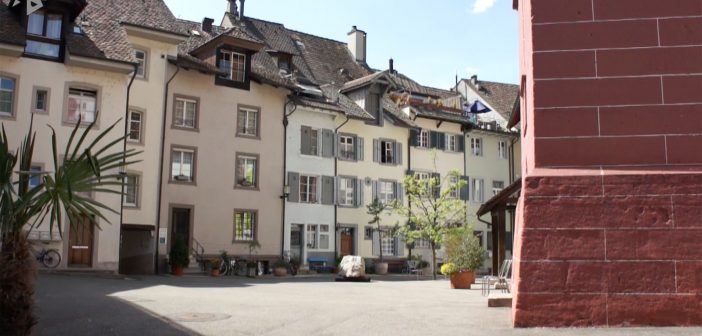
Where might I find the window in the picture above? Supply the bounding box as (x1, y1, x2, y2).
(173, 97, 197, 129)
(236, 154, 258, 188)
(128, 110, 143, 143)
(471, 138, 483, 156)
(364, 227, 373, 240)
(25, 10, 63, 58)
(378, 181, 396, 204)
(381, 140, 394, 164)
(219, 50, 246, 82)
(32, 87, 49, 114)
(310, 129, 319, 156)
(498, 141, 508, 159)
(135, 49, 147, 79)
(124, 175, 139, 207)
(415, 238, 430, 249)
(300, 175, 318, 203)
(319, 225, 330, 249)
(307, 225, 318, 249)
(446, 134, 457, 152)
(493, 181, 505, 196)
(237, 106, 259, 137)
(234, 210, 256, 241)
(0, 76, 16, 117)
(171, 148, 195, 182)
(381, 231, 395, 256)
(29, 165, 42, 188)
(448, 175, 459, 199)
(338, 177, 355, 206)
(67, 88, 97, 123)
(471, 178, 485, 202)
(339, 135, 355, 160)
(418, 130, 429, 148)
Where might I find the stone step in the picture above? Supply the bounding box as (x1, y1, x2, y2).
(487, 293, 512, 308)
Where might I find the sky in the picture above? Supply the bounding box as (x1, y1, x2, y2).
(163, 0, 519, 89)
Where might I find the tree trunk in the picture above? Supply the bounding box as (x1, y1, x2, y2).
(377, 225, 383, 263)
(430, 242, 437, 280)
(0, 232, 37, 335)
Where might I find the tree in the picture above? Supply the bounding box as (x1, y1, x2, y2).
(392, 169, 467, 280)
(0, 117, 139, 335)
(366, 197, 390, 263)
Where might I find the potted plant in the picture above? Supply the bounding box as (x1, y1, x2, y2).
(210, 258, 222, 277)
(272, 259, 289, 276)
(246, 241, 261, 277)
(367, 198, 390, 275)
(169, 235, 190, 276)
(443, 228, 485, 289)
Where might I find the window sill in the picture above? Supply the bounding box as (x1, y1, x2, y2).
(127, 140, 145, 147)
(236, 133, 260, 140)
(171, 125, 199, 133)
(124, 204, 140, 209)
(62, 120, 100, 130)
(0, 113, 16, 120)
(31, 109, 49, 115)
(234, 185, 259, 191)
(168, 179, 197, 186)
(232, 240, 257, 244)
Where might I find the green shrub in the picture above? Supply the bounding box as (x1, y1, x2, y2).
(169, 235, 190, 268)
(272, 259, 289, 269)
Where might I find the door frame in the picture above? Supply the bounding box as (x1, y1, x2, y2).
(65, 215, 97, 268)
(167, 203, 195, 253)
(336, 223, 358, 257)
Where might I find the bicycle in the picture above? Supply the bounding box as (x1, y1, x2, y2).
(218, 251, 240, 276)
(31, 244, 61, 268)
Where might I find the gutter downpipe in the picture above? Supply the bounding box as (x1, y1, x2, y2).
(333, 114, 350, 259)
(281, 98, 297, 257)
(118, 65, 139, 274)
(153, 64, 181, 274)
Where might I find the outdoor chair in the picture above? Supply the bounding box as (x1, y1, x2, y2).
(481, 259, 512, 296)
(406, 260, 423, 279)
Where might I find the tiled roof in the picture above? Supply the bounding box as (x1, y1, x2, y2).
(462, 79, 520, 121)
(383, 97, 417, 128)
(391, 72, 458, 99)
(340, 70, 394, 92)
(0, 2, 24, 46)
(409, 104, 471, 125)
(319, 85, 374, 120)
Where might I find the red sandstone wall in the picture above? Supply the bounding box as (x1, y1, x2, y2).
(514, 0, 702, 327)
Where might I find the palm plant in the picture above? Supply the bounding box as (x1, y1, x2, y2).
(0, 117, 140, 335)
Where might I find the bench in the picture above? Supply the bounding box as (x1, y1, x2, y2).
(307, 257, 334, 273)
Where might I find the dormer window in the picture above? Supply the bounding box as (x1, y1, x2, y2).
(219, 50, 246, 82)
(25, 10, 63, 59)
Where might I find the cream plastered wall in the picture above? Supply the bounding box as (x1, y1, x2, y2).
(122, 35, 178, 228)
(284, 107, 337, 263)
(336, 118, 409, 259)
(0, 54, 129, 270)
(159, 67, 287, 260)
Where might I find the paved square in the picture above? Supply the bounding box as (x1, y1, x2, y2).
(35, 274, 702, 336)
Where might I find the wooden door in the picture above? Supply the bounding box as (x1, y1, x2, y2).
(340, 229, 354, 256)
(172, 208, 191, 248)
(69, 216, 94, 267)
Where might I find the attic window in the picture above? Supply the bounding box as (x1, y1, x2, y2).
(294, 40, 305, 50)
(72, 25, 83, 34)
(219, 50, 246, 82)
(25, 10, 63, 59)
(191, 30, 201, 36)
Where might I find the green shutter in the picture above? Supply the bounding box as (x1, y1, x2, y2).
(410, 129, 419, 147)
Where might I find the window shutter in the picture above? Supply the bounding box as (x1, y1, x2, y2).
(288, 172, 300, 202)
(459, 175, 470, 201)
(334, 133, 340, 159)
(335, 176, 341, 205)
(395, 236, 405, 257)
(372, 139, 380, 163)
(357, 137, 364, 161)
(437, 132, 446, 150)
(372, 230, 380, 256)
(480, 179, 485, 202)
(395, 142, 403, 165)
(322, 129, 334, 157)
(410, 129, 419, 147)
(430, 131, 439, 149)
(355, 178, 364, 208)
(301, 126, 311, 155)
(321, 175, 335, 205)
(457, 135, 465, 152)
(372, 180, 378, 202)
(396, 182, 404, 203)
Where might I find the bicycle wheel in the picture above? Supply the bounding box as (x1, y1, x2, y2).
(42, 250, 61, 268)
(219, 258, 229, 275)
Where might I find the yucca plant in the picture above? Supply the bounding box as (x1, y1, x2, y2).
(0, 116, 140, 335)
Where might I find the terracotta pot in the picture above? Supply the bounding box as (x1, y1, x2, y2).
(374, 262, 388, 275)
(274, 267, 288, 277)
(449, 270, 475, 289)
(211, 268, 220, 277)
(172, 265, 184, 276)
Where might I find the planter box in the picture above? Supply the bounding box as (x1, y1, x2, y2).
(450, 271, 475, 289)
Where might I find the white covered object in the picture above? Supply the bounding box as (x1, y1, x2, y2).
(337, 256, 365, 278)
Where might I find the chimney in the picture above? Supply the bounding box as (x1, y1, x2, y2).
(347, 26, 367, 63)
(470, 75, 478, 85)
(227, 0, 238, 15)
(389, 58, 394, 73)
(202, 17, 214, 32)
(239, 0, 245, 18)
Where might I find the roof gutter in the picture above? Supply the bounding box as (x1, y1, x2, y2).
(281, 97, 297, 257)
(333, 113, 350, 259)
(118, 64, 139, 273)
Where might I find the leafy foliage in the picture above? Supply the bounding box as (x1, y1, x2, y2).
(445, 227, 485, 271)
(440, 262, 458, 276)
(367, 197, 391, 262)
(169, 235, 190, 268)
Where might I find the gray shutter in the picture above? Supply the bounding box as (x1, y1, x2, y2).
(301, 126, 311, 155)
(437, 133, 446, 150)
(355, 178, 364, 208)
(321, 129, 334, 157)
(288, 172, 300, 202)
(480, 179, 485, 202)
(321, 175, 334, 205)
(372, 230, 380, 256)
(430, 131, 439, 149)
(357, 137, 364, 161)
(395, 181, 404, 203)
(459, 175, 470, 201)
(371, 180, 378, 202)
(410, 129, 419, 147)
(335, 176, 341, 205)
(457, 135, 465, 152)
(395, 236, 405, 257)
(334, 133, 340, 159)
(395, 142, 403, 165)
(373, 139, 380, 163)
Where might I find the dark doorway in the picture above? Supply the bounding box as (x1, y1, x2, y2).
(68, 216, 94, 267)
(119, 225, 154, 275)
(290, 225, 303, 260)
(171, 207, 191, 249)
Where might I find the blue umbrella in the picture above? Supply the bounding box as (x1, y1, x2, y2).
(463, 100, 492, 115)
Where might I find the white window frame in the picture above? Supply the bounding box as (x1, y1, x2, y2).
(446, 134, 457, 152)
(448, 175, 459, 199)
(378, 180, 396, 204)
(0, 76, 15, 117)
(300, 175, 318, 203)
(319, 224, 330, 250)
(174, 97, 197, 129)
(309, 129, 319, 156)
(220, 50, 246, 82)
(339, 135, 355, 160)
(171, 149, 195, 182)
(307, 224, 318, 249)
(493, 180, 505, 196)
(236, 155, 258, 188)
(381, 140, 395, 164)
(135, 49, 147, 79)
(338, 177, 355, 206)
(381, 231, 395, 256)
(415, 238, 430, 249)
(471, 138, 483, 156)
(124, 174, 139, 207)
(234, 210, 256, 241)
(67, 88, 97, 124)
(471, 178, 485, 203)
(418, 130, 430, 148)
(237, 107, 258, 137)
(498, 141, 508, 159)
(127, 110, 143, 143)
(32, 87, 50, 114)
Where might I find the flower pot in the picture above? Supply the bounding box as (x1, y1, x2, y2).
(247, 266, 257, 277)
(211, 268, 220, 277)
(449, 270, 475, 289)
(172, 265, 184, 277)
(374, 262, 388, 275)
(274, 267, 288, 277)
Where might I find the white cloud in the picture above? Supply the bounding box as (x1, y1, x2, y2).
(472, 0, 497, 14)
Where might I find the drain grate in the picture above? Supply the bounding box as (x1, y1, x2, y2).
(169, 313, 231, 322)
